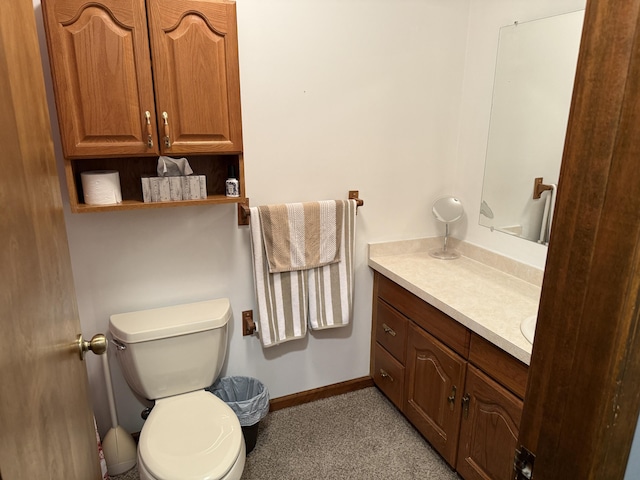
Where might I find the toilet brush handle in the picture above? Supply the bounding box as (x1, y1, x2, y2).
(102, 352, 119, 428)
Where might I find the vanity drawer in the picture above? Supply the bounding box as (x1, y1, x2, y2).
(373, 343, 405, 410)
(469, 334, 529, 399)
(375, 298, 408, 364)
(376, 273, 470, 358)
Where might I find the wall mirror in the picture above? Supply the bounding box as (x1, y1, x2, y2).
(479, 10, 584, 244)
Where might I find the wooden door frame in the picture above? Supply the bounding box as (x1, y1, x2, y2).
(518, 1, 640, 478)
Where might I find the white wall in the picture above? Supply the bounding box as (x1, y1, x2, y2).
(32, 0, 471, 436)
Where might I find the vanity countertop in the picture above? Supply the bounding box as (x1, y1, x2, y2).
(368, 238, 541, 365)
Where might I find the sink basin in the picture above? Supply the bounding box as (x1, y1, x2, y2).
(520, 314, 537, 344)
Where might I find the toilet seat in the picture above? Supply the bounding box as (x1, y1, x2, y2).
(139, 390, 243, 480)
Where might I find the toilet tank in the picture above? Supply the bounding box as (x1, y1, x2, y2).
(109, 299, 231, 400)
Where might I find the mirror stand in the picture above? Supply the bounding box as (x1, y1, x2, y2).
(430, 223, 460, 259)
(429, 196, 464, 260)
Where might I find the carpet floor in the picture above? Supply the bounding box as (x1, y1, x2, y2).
(110, 387, 459, 480)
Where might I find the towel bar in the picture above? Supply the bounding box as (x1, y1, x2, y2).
(237, 191, 364, 226)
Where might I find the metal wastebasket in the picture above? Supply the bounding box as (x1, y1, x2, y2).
(208, 376, 270, 454)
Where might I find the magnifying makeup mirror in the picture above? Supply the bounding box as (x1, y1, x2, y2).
(430, 196, 464, 260)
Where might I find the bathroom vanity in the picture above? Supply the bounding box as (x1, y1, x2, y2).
(368, 239, 539, 480)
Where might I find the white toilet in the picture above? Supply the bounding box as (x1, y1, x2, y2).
(109, 298, 246, 480)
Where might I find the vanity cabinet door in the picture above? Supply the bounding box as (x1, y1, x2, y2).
(405, 322, 466, 467)
(456, 365, 523, 480)
(147, 0, 243, 154)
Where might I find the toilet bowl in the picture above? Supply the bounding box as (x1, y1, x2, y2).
(137, 391, 245, 480)
(110, 299, 245, 480)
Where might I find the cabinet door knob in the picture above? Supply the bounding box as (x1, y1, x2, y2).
(379, 368, 394, 382)
(447, 385, 457, 410)
(382, 323, 396, 336)
(162, 111, 171, 147)
(462, 393, 470, 419)
(145, 111, 153, 148)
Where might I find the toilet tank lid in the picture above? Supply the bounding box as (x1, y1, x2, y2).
(109, 298, 231, 343)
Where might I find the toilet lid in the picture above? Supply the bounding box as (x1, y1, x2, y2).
(139, 390, 243, 480)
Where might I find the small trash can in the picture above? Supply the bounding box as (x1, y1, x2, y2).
(208, 376, 269, 454)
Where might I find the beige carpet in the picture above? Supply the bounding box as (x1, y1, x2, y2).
(110, 387, 459, 480)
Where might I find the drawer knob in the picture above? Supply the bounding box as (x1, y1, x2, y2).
(379, 368, 394, 382)
(382, 323, 396, 336)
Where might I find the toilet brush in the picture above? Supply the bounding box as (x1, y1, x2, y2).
(101, 346, 137, 475)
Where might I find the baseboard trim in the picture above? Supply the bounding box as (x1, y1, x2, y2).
(269, 376, 374, 412)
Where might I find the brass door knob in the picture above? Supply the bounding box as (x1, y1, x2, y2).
(77, 333, 107, 360)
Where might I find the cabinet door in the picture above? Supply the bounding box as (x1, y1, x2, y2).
(457, 365, 523, 480)
(42, 0, 159, 158)
(405, 322, 466, 467)
(147, 0, 243, 154)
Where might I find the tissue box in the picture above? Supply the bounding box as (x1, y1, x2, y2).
(142, 175, 206, 203)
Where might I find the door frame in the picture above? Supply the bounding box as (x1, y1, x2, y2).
(517, 1, 640, 478)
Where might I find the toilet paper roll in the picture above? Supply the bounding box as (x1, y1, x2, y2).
(81, 170, 122, 205)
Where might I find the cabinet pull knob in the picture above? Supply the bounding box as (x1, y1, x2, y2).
(462, 393, 470, 419)
(162, 111, 171, 147)
(447, 385, 457, 410)
(379, 369, 394, 382)
(145, 111, 153, 148)
(382, 323, 396, 336)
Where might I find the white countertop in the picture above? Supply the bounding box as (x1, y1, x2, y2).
(368, 239, 540, 365)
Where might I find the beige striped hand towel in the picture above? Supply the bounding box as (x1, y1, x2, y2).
(308, 199, 356, 329)
(258, 200, 344, 273)
(249, 206, 308, 347)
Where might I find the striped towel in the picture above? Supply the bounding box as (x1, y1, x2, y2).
(249, 200, 357, 346)
(258, 201, 344, 273)
(249, 206, 308, 347)
(308, 199, 356, 329)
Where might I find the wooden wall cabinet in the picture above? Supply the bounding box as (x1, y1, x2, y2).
(41, 0, 245, 212)
(370, 272, 528, 480)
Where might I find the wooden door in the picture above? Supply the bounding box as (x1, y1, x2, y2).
(457, 366, 522, 480)
(41, 0, 159, 158)
(405, 322, 466, 467)
(147, 0, 243, 154)
(0, 0, 101, 478)
(516, 1, 640, 478)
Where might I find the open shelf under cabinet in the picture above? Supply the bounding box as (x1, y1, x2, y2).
(66, 153, 245, 213)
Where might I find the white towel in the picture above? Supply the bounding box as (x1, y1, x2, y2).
(308, 199, 356, 329)
(249, 207, 307, 347)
